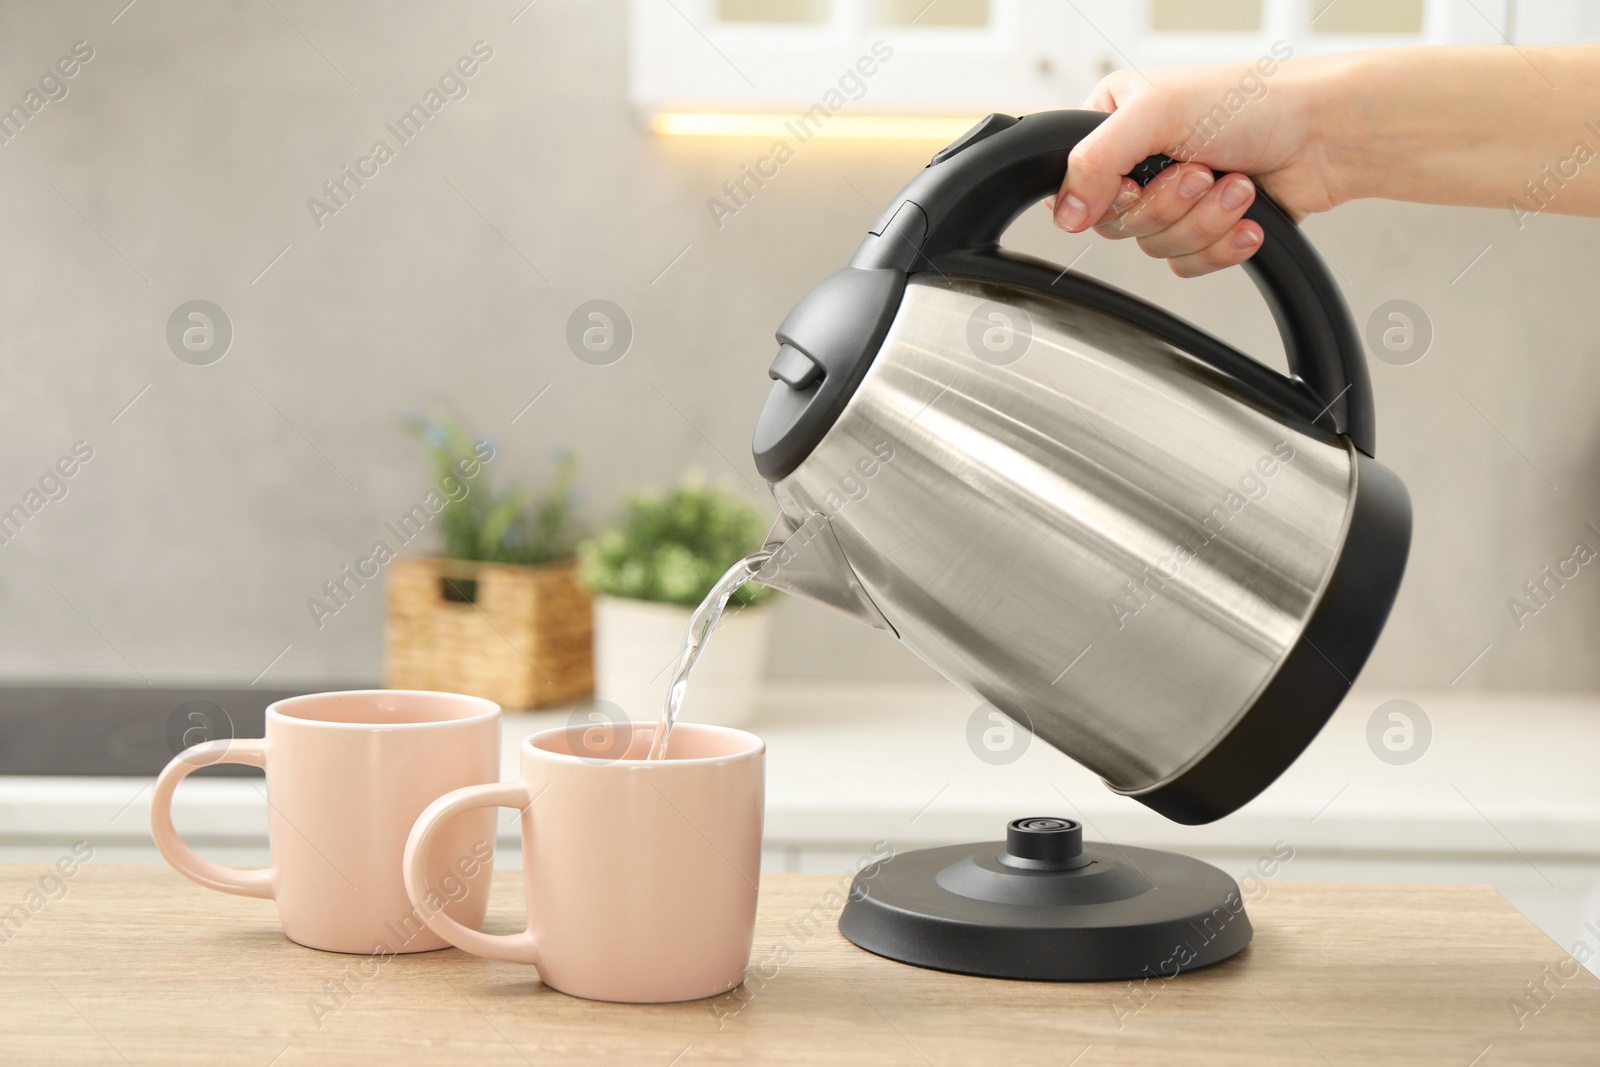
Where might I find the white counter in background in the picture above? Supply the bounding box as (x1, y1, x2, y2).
(4, 683, 1598, 970)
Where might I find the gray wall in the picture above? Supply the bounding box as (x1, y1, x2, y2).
(1, 1, 1596, 691)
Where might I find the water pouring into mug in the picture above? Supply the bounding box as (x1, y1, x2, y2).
(647, 548, 774, 761)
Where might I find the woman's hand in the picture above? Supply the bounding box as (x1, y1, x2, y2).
(1052, 55, 1350, 276)
(1048, 45, 1600, 276)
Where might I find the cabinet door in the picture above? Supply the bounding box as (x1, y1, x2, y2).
(629, 0, 1079, 128)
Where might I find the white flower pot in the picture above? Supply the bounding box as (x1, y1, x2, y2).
(592, 595, 771, 728)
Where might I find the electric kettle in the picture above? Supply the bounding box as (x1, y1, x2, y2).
(751, 109, 1411, 826)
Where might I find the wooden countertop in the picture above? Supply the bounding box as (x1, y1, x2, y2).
(2, 866, 1597, 1065)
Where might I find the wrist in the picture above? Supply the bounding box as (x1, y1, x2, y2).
(1300, 50, 1387, 205)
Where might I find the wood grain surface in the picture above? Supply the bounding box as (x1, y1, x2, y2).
(0, 863, 1596, 1065)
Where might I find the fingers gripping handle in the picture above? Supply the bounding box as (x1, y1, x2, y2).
(849, 109, 1375, 456)
(403, 781, 539, 966)
(150, 739, 274, 899)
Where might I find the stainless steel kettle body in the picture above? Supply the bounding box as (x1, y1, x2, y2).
(751, 111, 1411, 824)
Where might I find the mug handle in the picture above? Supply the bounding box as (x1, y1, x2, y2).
(149, 739, 273, 899)
(403, 782, 539, 965)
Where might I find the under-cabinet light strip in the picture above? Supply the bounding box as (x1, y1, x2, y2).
(651, 112, 982, 141)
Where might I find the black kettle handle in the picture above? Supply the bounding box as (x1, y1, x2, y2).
(849, 110, 1374, 456)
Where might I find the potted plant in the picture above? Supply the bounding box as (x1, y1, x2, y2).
(383, 415, 592, 709)
(578, 477, 775, 727)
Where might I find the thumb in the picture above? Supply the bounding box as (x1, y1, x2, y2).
(1053, 103, 1176, 233)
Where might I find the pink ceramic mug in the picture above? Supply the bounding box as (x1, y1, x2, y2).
(403, 722, 764, 1002)
(151, 689, 501, 954)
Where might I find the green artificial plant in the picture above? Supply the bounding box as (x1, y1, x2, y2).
(578, 476, 774, 608)
(405, 412, 579, 566)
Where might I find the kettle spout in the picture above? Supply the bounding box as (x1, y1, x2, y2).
(753, 512, 896, 635)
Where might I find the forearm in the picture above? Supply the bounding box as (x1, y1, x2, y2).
(1320, 45, 1600, 215)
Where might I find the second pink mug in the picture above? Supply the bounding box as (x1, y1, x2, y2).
(151, 689, 501, 954)
(403, 721, 765, 1002)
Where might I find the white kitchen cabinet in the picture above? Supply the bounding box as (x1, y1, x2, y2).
(628, 0, 1080, 120)
(625, 0, 1586, 134)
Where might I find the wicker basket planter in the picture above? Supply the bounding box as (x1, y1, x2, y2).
(384, 555, 593, 710)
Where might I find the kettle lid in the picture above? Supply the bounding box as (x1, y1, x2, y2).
(751, 266, 905, 482)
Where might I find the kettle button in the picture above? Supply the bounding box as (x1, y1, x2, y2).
(768, 344, 823, 390)
(930, 113, 1020, 166)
